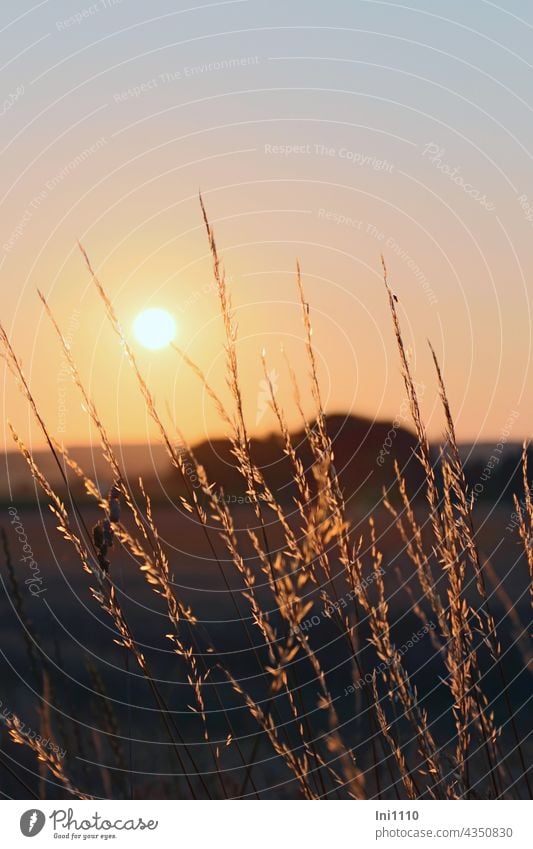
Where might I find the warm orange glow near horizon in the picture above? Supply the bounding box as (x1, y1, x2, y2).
(1, 2, 531, 454)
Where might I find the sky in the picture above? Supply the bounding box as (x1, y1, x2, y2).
(1, 0, 532, 453)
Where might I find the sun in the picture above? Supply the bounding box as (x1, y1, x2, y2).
(133, 308, 177, 350)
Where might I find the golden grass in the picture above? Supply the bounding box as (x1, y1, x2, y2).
(0, 199, 531, 800)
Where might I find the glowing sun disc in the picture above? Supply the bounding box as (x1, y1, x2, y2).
(133, 308, 177, 350)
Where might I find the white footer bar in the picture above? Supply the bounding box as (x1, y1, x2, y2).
(2, 799, 530, 848)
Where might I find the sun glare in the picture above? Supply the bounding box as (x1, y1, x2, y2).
(133, 308, 177, 350)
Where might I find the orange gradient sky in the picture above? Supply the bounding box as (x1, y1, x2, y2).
(1, 0, 532, 452)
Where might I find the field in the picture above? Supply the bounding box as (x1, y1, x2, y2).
(0, 209, 532, 800)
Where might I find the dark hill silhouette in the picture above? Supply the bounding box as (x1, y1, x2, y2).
(166, 413, 426, 505)
(0, 414, 426, 505)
